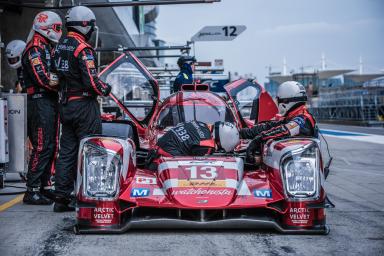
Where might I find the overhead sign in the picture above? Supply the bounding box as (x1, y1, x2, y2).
(191, 25, 246, 42)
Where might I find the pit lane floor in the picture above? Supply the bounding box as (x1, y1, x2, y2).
(0, 124, 383, 256)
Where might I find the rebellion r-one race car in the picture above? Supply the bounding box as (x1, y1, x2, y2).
(74, 52, 334, 234)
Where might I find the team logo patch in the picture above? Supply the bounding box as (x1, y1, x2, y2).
(37, 13, 48, 23)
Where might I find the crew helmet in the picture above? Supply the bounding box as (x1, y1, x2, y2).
(65, 6, 96, 40)
(177, 55, 196, 69)
(214, 122, 240, 152)
(32, 11, 62, 43)
(5, 40, 26, 69)
(276, 81, 307, 116)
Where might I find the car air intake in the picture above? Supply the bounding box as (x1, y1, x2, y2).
(181, 84, 209, 91)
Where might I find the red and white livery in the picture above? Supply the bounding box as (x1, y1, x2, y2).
(74, 52, 333, 234)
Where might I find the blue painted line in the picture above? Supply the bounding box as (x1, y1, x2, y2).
(319, 129, 368, 136)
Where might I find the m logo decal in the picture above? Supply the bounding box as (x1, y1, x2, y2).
(131, 188, 150, 197)
(254, 189, 272, 198)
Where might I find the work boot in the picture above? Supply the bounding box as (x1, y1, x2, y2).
(40, 186, 56, 201)
(23, 188, 53, 205)
(53, 202, 75, 212)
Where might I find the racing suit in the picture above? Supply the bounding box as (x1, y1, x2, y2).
(53, 31, 111, 201)
(241, 104, 317, 161)
(146, 121, 215, 168)
(22, 33, 58, 191)
(173, 63, 193, 93)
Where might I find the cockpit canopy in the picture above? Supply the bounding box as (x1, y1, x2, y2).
(156, 91, 236, 128)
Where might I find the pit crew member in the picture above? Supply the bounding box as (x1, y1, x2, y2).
(241, 81, 318, 162)
(146, 121, 239, 169)
(173, 56, 196, 93)
(5, 40, 26, 92)
(51, 6, 111, 212)
(21, 11, 62, 205)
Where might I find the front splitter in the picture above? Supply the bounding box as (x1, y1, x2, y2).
(75, 218, 329, 235)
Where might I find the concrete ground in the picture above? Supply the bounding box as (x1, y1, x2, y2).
(0, 124, 383, 256)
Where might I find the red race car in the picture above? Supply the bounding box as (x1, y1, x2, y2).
(74, 52, 334, 234)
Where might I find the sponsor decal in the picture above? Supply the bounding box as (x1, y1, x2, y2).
(85, 54, 94, 60)
(93, 207, 114, 224)
(199, 32, 221, 38)
(293, 116, 305, 128)
(32, 58, 41, 66)
(8, 109, 21, 115)
(178, 179, 226, 187)
(281, 139, 309, 145)
(254, 189, 272, 198)
(286, 121, 300, 136)
(172, 188, 231, 196)
(193, 156, 207, 160)
(289, 207, 310, 224)
(130, 188, 150, 197)
(86, 60, 95, 69)
(135, 176, 156, 185)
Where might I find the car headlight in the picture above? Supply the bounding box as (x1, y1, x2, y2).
(281, 142, 320, 200)
(83, 142, 121, 199)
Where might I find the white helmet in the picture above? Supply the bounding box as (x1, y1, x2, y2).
(65, 6, 96, 40)
(214, 122, 240, 152)
(5, 40, 26, 69)
(276, 81, 307, 116)
(32, 11, 62, 43)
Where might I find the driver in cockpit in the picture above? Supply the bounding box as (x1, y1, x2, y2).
(146, 121, 239, 170)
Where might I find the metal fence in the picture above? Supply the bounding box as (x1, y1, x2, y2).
(310, 86, 384, 124)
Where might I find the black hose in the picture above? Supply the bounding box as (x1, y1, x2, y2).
(319, 130, 332, 161)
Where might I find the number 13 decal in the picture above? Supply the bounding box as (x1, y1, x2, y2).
(185, 166, 218, 179)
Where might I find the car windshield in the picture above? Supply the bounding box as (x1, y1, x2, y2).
(157, 101, 235, 128)
(99, 54, 155, 122)
(227, 80, 261, 119)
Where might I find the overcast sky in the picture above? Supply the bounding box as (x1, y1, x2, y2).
(156, 0, 384, 83)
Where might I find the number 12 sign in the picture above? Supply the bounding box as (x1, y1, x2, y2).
(191, 25, 246, 42)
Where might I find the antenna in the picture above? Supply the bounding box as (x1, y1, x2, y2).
(283, 57, 287, 75)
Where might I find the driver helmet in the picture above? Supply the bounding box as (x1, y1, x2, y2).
(214, 122, 240, 152)
(5, 40, 26, 69)
(276, 81, 307, 116)
(177, 55, 196, 69)
(65, 6, 96, 41)
(32, 11, 62, 43)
